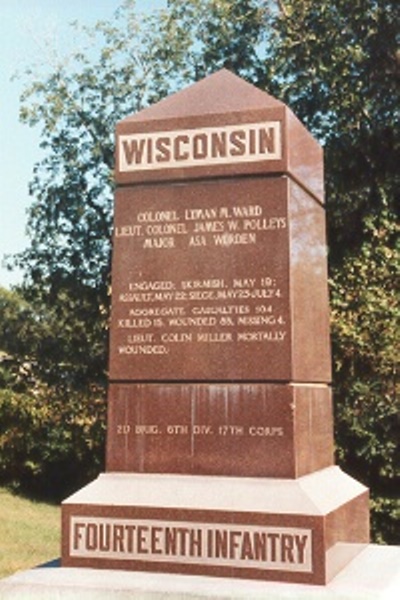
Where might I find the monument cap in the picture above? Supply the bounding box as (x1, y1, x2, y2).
(115, 69, 324, 202)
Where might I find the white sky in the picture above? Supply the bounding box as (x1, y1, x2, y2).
(0, 0, 165, 288)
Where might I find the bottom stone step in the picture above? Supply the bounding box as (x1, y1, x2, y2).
(62, 467, 369, 585)
(2, 546, 400, 600)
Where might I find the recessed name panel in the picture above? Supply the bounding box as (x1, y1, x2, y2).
(118, 121, 282, 173)
(70, 516, 312, 574)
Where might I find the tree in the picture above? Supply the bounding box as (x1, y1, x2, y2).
(266, 0, 399, 542)
(0, 287, 107, 500)
(0, 287, 43, 392)
(268, 0, 399, 263)
(330, 211, 399, 543)
(12, 0, 270, 388)
(7, 0, 399, 540)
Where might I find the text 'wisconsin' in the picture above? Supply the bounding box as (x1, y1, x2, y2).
(118, 121, 282, 172)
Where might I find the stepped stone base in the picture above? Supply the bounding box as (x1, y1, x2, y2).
(1, 545, 399, 599)
(61, 468, 369, 585)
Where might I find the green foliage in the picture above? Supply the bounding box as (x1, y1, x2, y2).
(0, 387, 106, 502)
(268, 0, 399, 261)
(0, 286, 107, 500)
(331, 210, 399, 543)
(0, 288, 44, 392)
(4, 0, 399, 542)
(0, 285, 107, 391)
(0, 289, 107, 500)
(160, 0, 269, 81)
(267, 2, 399, 542)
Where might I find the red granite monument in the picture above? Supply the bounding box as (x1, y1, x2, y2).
(61, 70, 369, 585)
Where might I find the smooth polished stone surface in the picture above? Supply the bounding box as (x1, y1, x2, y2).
(109, 176, 331, 384)
(106, 383, 333, 477)
(0, 545, 399, 599)
(115, 69, 324, 203)
(62, 469, 364, 514)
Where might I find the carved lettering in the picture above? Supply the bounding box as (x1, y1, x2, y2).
(71, 518, 312, 573)
(119, 122, 282, 173)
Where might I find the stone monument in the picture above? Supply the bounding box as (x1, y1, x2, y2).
(61, 70, 369, 585)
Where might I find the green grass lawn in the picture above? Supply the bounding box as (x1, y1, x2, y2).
(0, 487, 60, 579)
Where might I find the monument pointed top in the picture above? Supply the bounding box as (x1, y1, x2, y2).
(116, 69, 323, 201)
(124, 69, 283, 122)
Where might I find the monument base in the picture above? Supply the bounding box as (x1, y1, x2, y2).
(1, 546, 400, 599)
(62, 468, 369, 585)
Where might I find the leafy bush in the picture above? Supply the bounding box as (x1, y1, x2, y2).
(0, 387, 106, 502)
(331, 209, 400, 544)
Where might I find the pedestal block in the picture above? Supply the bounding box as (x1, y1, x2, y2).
(62, 469, 369, 585)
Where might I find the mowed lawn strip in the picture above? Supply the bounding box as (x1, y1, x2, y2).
(0, 487, 60, 578)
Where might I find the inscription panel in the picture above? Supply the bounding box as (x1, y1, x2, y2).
(70, 516, 312, 574)
(118, 121, 282, 173)
(106, 383, 333, 478)
(109, 177, 291, 381)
